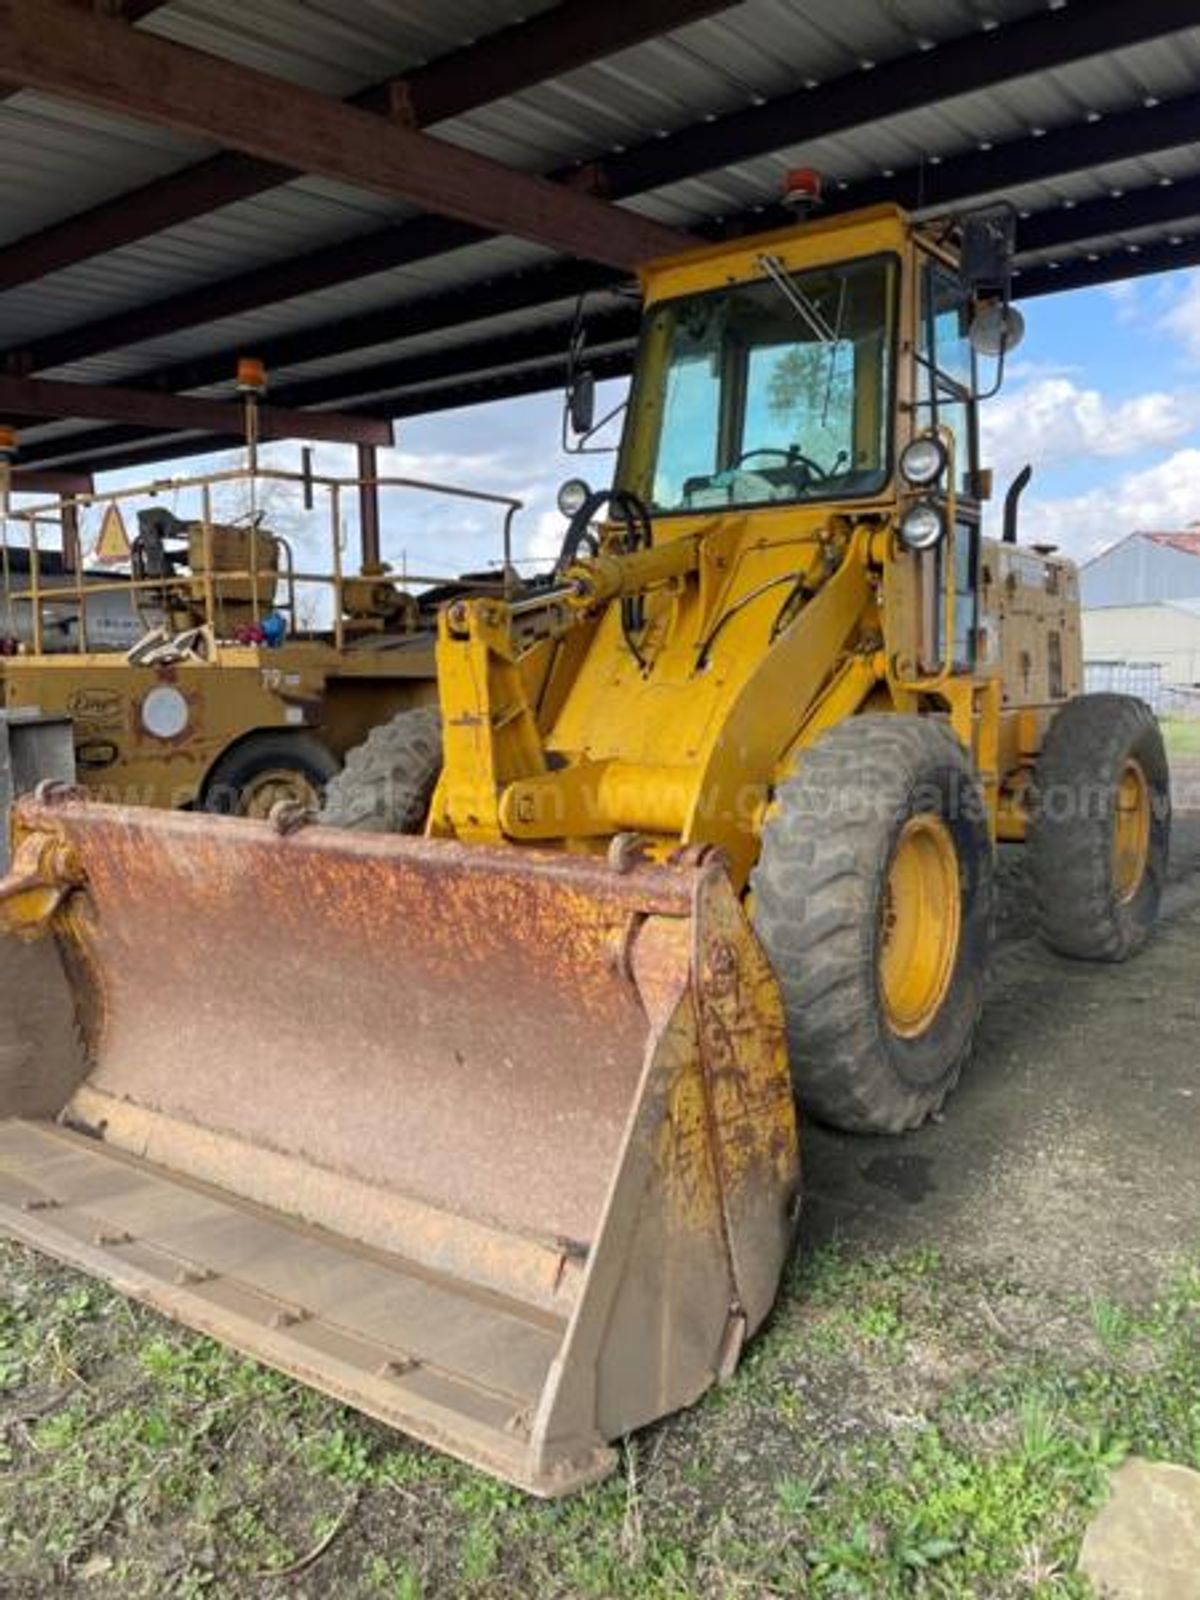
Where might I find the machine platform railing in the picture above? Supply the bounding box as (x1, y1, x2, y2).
(1, 459, 524, 657)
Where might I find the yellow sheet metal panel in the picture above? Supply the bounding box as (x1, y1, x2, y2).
(639, 206, 909, 305)
(0, 637, 438, 809)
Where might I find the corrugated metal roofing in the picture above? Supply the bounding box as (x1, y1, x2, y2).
(1, 0, 1198, 470)
(1145, 531, 1200, 556)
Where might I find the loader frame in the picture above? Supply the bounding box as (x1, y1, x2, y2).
(429, 206, 1081, 880)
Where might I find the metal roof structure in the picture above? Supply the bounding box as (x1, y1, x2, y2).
(0, 0, 1197, 485)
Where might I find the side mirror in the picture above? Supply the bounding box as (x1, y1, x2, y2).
(568, 369, 597, 437)
(969, 301, 1026, 358)
(959, 204, 1017, 297)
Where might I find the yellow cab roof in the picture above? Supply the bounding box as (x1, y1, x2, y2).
(638, 202, 912, 305)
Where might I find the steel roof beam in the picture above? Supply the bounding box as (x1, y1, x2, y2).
(593, 0, 1200, 201)
(267, 171, 1200, 414)
(0, 0, 733, 294)
(11, 467, 94, 495)
(21, 201, 1200, 471)
(0, 0, 691, 276)
(0, 372, 393, 447)
(1016, 235, 1200, 299)
(0, 0, 165, 100)
(7, 215, 490, 377)
(14, 148, 1200, 470)
(5, 0, 1196, 379)
(1015, 175, 1200, 255)
(19, 349, 641, 477)
(120, 90, 1200, 402)
(141, 260, 632, 398)
(277, 310, 643, 412)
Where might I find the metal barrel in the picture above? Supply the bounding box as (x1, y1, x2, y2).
(0, 795, 800, 1495)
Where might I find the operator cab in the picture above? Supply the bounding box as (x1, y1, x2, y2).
(625, 252, 896, 515)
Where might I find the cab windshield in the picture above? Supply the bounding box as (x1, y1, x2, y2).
(621, 254, 897, 514)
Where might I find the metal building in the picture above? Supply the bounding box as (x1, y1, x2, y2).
(1081, 530, 1200, 609)
(1082, 530, 1200, 692)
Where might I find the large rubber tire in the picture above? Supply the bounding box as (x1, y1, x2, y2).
(319, 706, 442, 834)
(1028, 694, 1170, 961)
(749, 715, 994, 1134)
(202, 730, 340, 817)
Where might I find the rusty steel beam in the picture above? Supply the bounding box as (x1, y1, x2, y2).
(129, 166, 1200, 421)
(5, 0, 1195, 383)
(15, 144, 1200, 474)
(107, 90, 1200, 403)
(10, 467, 94, 496)
(0, 372, 393, 447)
(0, 0, 732, 294)
(370, 0, 735, 128)
(17, 423, 229, 471)
(13, 340, 641, 474)
(0, 0, 691, 273)
(0, 0, 166, 100)
(81, 2, 169, 17)
(6, 215, 487, 378)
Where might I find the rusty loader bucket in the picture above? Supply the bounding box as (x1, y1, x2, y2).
(0, 792, 799, 1495)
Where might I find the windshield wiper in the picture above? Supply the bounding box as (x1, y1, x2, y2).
(758, 253, 849, 428)
(757, 254, 837, 342)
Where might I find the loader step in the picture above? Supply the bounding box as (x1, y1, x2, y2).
(0, 1119, 612, 1494)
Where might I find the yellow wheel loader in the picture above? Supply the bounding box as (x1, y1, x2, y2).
(0, 200, 1170, 1495)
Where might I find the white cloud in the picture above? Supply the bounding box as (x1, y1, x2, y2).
(527, 509, 567, 564)
(1160, 271, 1200, 363)
(1103, 279, 1142, 326)
(982, 375, 1200, 489)
(1022, 447, 1200, 560)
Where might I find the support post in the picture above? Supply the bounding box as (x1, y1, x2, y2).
(357, 444, 381, 571)
(61, 495, 81, 573)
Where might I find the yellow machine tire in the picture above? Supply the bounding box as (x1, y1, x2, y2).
(1028, 693, 1170, 961)
(319, 706, 442, 834)
(201, 731, 340, 817)
(749, 715, 993, 1135)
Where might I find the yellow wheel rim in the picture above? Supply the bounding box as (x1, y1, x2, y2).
(1112, 757, 1152, 904)
(237, 768, 321, 820)
(879, 815, 962, 1039)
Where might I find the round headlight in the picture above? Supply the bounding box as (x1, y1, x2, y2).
(557, 477, 592, 518)
(900, 436, 948, 487)
(898, 500, 945, 552)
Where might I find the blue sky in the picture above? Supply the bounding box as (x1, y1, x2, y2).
(978, 267, 1200, 553)
(386, 262, 1200, 566)
(76, 263, 1200, 579)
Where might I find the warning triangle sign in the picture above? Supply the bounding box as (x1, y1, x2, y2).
(93, 503, 131, 566)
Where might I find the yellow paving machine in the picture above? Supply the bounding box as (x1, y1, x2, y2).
(0, 198, 1169, 1494)
(0, 455, 522, 815)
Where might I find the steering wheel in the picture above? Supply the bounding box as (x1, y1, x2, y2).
(733, 447, 829, 481)
(557, 488, 655, 669)
(557, 488, 653, 575)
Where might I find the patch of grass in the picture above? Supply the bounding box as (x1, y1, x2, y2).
(4, 1236, 1200, 1597)
(1161, 716, 1200, 758)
